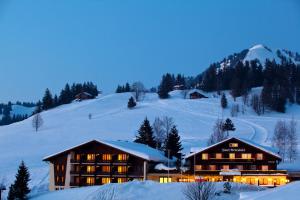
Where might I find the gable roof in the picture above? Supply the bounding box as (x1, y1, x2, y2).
(43, 139, 170, 163)
(185, 137, 281, 159)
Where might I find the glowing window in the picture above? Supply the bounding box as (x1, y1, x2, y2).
(215, 153, 222, 159)
(102, 166, 111, 172)
(242, 153, 252, 159)
(256, 153, 263, 160)
(56, 176, 59, 183)
(209, 165, 216, 170)
(229, 143, 238, 147)
(61, 165, 65, 171)
(102, 154, 112, 161)
(262, 165, 269, 171)
(61, 176, 65, 183)
(87, 154, 95, 161)
(117, 178, 127, 183)
(229, 153, 235, 159)
(202, 153, 208, 160)
(102, 177, 111, 184)
(118, 154, 128, 161)
(87, 166, 95, 173)
(76, 154, 81, 161)
(86, 177, 95, 185)
(222, 165, 229, 170)
(159, 177, 171, 183)
(117, 166, 127, 173)
(194, 165, 202, 171)
(56, 165, 60, 171)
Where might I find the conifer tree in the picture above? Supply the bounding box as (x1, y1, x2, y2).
(134, 118, 156, 148)
(221, 93, 228, 109)
(7, 161, 30, 200)
(42, 88, 53, 110)
(127, 97, 136, 109)
(164, 125, 183, 160)
(158, 73, 174, 99)
(125, 82, 131, 92)
(222, 118, 236, 136)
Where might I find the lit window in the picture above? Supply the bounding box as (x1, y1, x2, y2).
(76, 154, 81, 161)
(102, 166, 111, 172)
(61, 165, 65, 171)
(229, 153, 235, 159)
(257, 153, 263, 160)
(56, 176, 59, 183)
(117, 166, 127, 173)
(102, 177, 111, 184)
(61, 176, 65, 183)
(102, 154, 112, 161)
(216, 153, 222, 159)
(87, 166, 95, 173)
(117, 178, 127, 183)
(194, 165, 202, 171)
(159, 177, 171, 183)
(118, 154, 128, 161)
(56, 165, 60, 171)
(209, 165, 216, 170)
(261, 165, 269, 171)
(86, 177, 95, 185)
(229, 143, 238, 147)
(242, 153, 252, 159)
(222, 165, 229, 170)
(202, 153, 208, 160)
(87, 154, 95, 161)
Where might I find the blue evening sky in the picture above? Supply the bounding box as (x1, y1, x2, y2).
(0, 0, 299, 102)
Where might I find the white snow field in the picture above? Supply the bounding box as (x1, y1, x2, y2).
(0, 90, 299, 198)
(31, 180, 264, 200)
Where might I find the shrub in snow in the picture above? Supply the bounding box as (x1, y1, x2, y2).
(183, 182, 216, 200)
(127, 97, 137, 109)
(223, 182, 231, 193)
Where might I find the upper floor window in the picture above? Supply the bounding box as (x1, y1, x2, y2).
(222, 165, 229, 170)
(209, 165, 216, 170)
(229, 153, 235, 159)
(87, 154, 95, 161)
(229, 143, 238, 147)
(194, 165, 202, 171)
(76, 154, 81, 161)
(118, 154, 128, 161)
(256, 153, 263, 160)
(215, 153, 222, 159)
(102, 165, 111, 172)
(117, 166, 128, 173)
(242, 153, 252, 159)
(87, 166, 95, 173)
(102, 154, 112, 161)
(261, 165, 269, 171)
(202, 153, 208, 160)
(236, 165, 243, 170)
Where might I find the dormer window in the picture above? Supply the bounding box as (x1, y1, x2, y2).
(229, 143, 238, 147)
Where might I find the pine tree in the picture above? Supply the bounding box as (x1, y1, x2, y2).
(221, 93, 228, 109)
(127, 97, 136, 109)
(222, 118, 236, 136)
(164, 126, 183, 160)
(125, 82, 131, 92)
(42, 88, 53, 110)
(7, 161, 30, 200)
(134, 118, 156, 148)
(158, 73, 174, 99)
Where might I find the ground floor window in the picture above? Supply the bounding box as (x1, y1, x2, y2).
(102, 177, 111, 184)
(117, 178, 127, 183)
(159, 177, 171, 183)
(86, 177, 95, 185)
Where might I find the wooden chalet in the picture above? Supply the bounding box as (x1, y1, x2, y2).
(188, 89, 208, 99)
(185, 137, 287, 186)
(43, 140, 171, 191)
(75, 92, 93, 101)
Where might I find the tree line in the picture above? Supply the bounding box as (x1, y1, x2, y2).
(0, 102, 32, 126)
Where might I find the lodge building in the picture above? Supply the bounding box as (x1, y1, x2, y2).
(43, 137, 288, 191)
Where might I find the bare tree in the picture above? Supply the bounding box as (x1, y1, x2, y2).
(208, 119, 226, 145)
(131, 81, 145, 102)
(287, 117, 298, 162)
(251, 94, 263, 115)
(32, 113, 43, 132)
(162, 116, 174, 138)
(230, 104, 239, 117)
(93, 187, 116, 200)
(152, 117, 166, 150)
(183, 182, 216, 200)
(273, 120, 288, 161)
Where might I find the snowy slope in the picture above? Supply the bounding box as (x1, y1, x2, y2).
(0, 91, 300, 196)
(243, 44, 280, 65)
(11, 104, 35, 116)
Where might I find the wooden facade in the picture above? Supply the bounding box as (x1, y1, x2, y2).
(43, 140, 165, 190)
(185, 137, 287, 186)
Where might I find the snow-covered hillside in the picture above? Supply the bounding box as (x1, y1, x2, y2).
(0, 104, 35, 118)
(0, 90, 299, 196)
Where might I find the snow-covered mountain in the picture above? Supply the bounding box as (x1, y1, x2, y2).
(220, 44, 300, 69)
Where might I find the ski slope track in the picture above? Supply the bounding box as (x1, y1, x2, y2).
(0, 90, 299, 197)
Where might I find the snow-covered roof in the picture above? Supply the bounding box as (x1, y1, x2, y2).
(43, 139, 170, 162)
(154, 163, 176, 171)
(185, 137, 281, 159)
